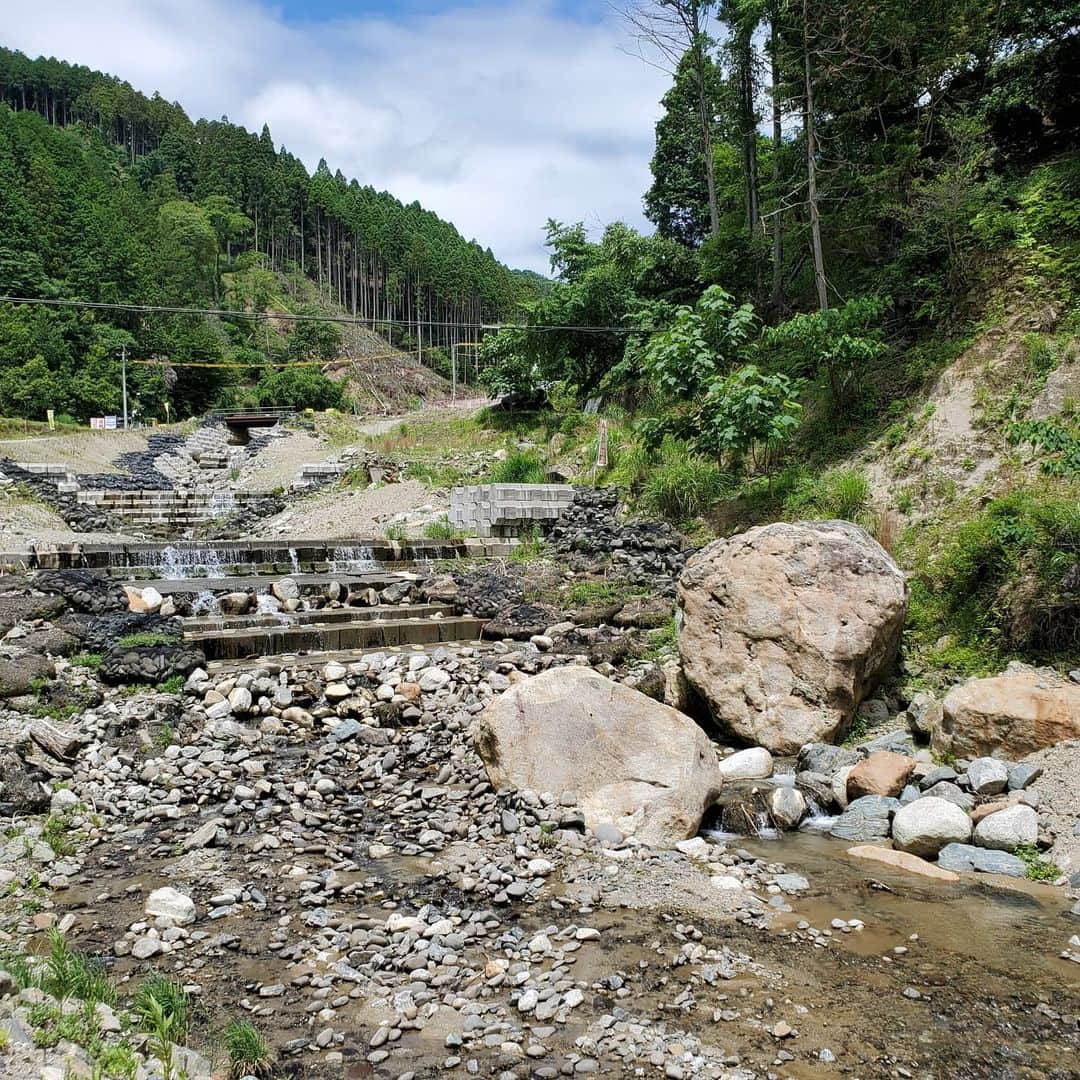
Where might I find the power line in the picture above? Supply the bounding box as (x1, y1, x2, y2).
(131, 352, 410, 370)
(0, 295, 657, 335)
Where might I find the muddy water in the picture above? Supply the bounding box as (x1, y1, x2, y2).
(748, 832, 1079, 983)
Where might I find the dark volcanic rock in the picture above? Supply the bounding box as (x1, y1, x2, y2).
(0, 750, 49, 813)
(483, 602, 560, 641)
(100, 643, 206, 685)
(34, 570, 128, 614)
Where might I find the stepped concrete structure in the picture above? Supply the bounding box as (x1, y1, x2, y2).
(449, 483, 574, 537)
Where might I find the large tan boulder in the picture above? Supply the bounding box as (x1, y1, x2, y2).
(677, 521, 908, 754)
(934, 668, 1080, 758)
(472, 667, 721, 847)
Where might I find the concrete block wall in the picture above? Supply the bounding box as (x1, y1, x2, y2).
(449, 483, 575, 537)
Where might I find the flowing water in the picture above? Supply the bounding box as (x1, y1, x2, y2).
(328, 544, 378, 572)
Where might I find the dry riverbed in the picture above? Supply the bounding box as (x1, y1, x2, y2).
(1, 646, 1077, 1080)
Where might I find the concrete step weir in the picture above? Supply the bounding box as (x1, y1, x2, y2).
(9, 536, 514, 571)
(186, 611, 484, 661)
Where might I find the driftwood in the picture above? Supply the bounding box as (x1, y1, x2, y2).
(28, 719, 86, 760)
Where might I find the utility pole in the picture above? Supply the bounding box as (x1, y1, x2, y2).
(121, 343, 129, 429)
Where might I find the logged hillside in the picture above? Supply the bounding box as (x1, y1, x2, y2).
(0, 48, 524, 419)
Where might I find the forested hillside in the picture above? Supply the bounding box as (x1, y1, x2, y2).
(480, 0, 1080, 680)
(0, 48, 522, 417)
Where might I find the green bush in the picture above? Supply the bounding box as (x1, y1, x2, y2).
(486, 450, 547, 485)
(132, 973, 190, 1039)
(255, 366, 346, 411)
(224, 1018, 272, 1078)
(905, 489, 1080, 673)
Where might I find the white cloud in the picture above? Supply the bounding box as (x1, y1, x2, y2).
(6, 1, 668, 270)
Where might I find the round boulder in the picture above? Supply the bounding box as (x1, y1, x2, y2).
(972, 805, 1038, 851)
(473, 666, 721, 848)
(891, 796, 972, 858)
(678, 521, 907, 754)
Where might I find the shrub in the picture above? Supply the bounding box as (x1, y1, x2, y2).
(486, 450, 546, 485)
(255, 367, 346, 411)
(1013, 843, 1060, 882)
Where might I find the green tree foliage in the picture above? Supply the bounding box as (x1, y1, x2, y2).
(0, 47, 524, 419)
(480, 220, 699, 398)
(255, 366, 345, 411)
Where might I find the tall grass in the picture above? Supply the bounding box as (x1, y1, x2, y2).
(486, 450, 547, 485)
(640, 439, 735, 522)
(783, 467, 877, 530)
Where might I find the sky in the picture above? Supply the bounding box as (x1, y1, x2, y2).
(4, 0, 671, 272)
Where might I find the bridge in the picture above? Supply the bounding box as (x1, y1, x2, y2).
(205, 406, 295, 442)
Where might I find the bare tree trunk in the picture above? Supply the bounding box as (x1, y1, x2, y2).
(803, 0, 828, 312)
(691, 33, 720, 237)
(770, 16, 784, 312)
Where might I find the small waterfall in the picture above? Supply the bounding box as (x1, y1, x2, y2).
(191, 589, 219, 616)
(799, 793, 838, 833)
(328, 545, 378, 572)
(209, 490, 237, 517)
(288, 548, 300, 575)
(150, 545, 244, 580)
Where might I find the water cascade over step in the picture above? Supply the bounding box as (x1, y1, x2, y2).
(116, 541, 488, 664)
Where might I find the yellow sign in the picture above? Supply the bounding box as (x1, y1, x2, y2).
(46, 409, 56, 430)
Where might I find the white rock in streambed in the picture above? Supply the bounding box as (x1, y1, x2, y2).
(145, 886, 196, 926)
(718, 747, 773, 781)
(890, 796, 971, 858)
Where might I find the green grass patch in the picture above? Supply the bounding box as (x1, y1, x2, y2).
(117, 631, 179, 648)
(1013, 843, 1060, 882)
(69, 652, 103, 671)
(224, 1018, 272, 1078)
(485, 450, 547, 485)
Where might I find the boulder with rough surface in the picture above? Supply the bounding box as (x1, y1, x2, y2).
(846, 751, 916, 800)
(972, 805, 1038, 851)
(891, 796, 972, 858)
(473, 667, 721, 847)
(678, 520, 907, 754)
(934, 668, 1080, 758)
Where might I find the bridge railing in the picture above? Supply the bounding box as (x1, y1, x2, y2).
(204, 406, 296, 422)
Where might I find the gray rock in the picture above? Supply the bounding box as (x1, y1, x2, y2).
(858, 730, 915, 757)
(1007, 763, 1042, 791)
(918, 765, 957, 790)
(966, 758, 1009, 796)
(798, 743, 859, 778)
(922, 781, 974, 811)
(937, 843, 1026, 878)
(972, 805, 1038, 851)
(829, 795, 899, 842)
(891, 796, 971, 858)
(769, 787, 807, 829)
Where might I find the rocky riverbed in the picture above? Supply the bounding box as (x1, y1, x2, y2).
(0, 641, 1077, 1079)
(0, 501, 1079, 1079)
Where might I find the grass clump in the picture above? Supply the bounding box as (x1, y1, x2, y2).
(42, 929, 116, 1006)
(69, 652, 103, 671)
(1013, 843, 1060, 882)
(423, 516, 459, 539)
(132, 973, 190, 1040)
(639, 439, 734, 523)
(567, 580, 618, 607)
(159, 675, 185, 695)
(41, 811, 78, 857)
(644, 616, 678, 660)
(224, 1018, 272, 1078)
(783, 467, 877, 529)
(486, 450, 547, 485)
(510, 524, 545, 563)
(385, 523, 409, 541)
